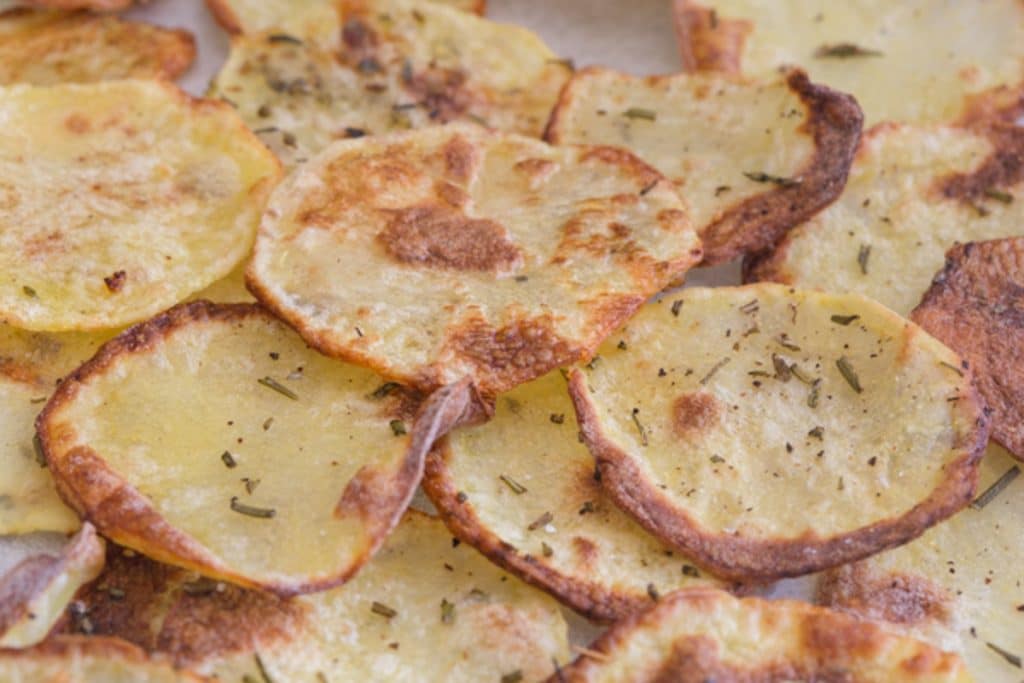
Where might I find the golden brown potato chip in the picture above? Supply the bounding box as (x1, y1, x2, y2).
(819, 443, 1024, 682)
(424, 370, 735, 622)
(5, 0, 133, 10)
(0, 9, 195, 85)
(0, 524, 103, 648)
(37, 302, 480, 595)
(747, 122, 1024, 317)
(209, 0, 569, 168)
(248, 123, 701, 397)
(673, 0, 1024, 125)
(0, 636, 205, 682)
(0, 80, 281, 332)
(555, 587, 970, 682)
(545, 67, 862, 264)
(569, 285, 989, 581)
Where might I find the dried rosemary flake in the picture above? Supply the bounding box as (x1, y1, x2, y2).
(440, 598, 455, 624)
(984, 188, 1014, 204)
(257, 376, 298, 400)
(739, 299, 760, 315)
(808, 426, 824, 440)
(528, 511, 553, 531)
(22, 285, 36, 298)
(221, 451, 237, 469)
(814, 43, 883, 58)
(670, 299, 684, 317)
(371, 601, 398, 619)
(700, 357, 731, 385)
(262, 417, 274, 431)
(772, 354, 792, 382)
(501, 671, 524, 683)
(790, 364, 814, 385)
(549, 413, 565, 425)
(808, 379, 822, 408)
(541, 541, 554, 557)
(986, 641, 1022, 668)
(617, 339, 628, 351)
(743, 171, 801, 187)
(972, 465, 1020, 510)
(775, 334, 801, 351)
(939, 361, 964, 377)
(830, 314, 860, 326)
(33, 433, 47, 468)
(229, 497, 276, 519)
(255, 653, 275, 683)
(630, 408, 649, 446)
(389, 420, 407, 436)
(268, 33, 303, 45)
(836, 356, 863, 393)
(370, 382, 401, 399)
(857, 244, 872, 275)
(647, 583, 660, 601)
(499, 474, 527, 495)
(623, 107, 657, 121)
(682, 564, 701, 578)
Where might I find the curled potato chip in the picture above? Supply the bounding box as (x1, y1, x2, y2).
(0, 80, 280, 332)
(0, 9, 195, 85)
(209, 0, 569, 168)
(4, 0, 133, 10)
(569, 284, 989, 580)
(248, 123, 701, 396)
(0, 523, 104, 648)
(424, 371, 734, 622)
(0, 636, 205, 682)
(554, 587, 970, 682)
(820, 443, 1024, 682)
(38, 302, 479, 595)
(545, 67, 862, 264)
(673, 0, 1024, 125)
(747, 122, 1024, 316)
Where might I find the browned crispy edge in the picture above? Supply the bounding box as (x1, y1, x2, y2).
(567, 355, 990, 581)
(36, 300, 462, 597)
(22, 0, 133, 10)
(0, 635, 207, 680)
(911, 238, 1024, 460)
(551, 587, 966, 682)
(545, 67, 862, 265)
(205, 0, 486, 34)
(672, 0, 750, 74)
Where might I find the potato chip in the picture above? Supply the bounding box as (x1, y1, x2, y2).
(820, 443, 1024, 682)
(673, 0, 1024, 125)
(38, 302, 480, 595)
(424, 370, 734, 622)
(0, 9, 195, 85)
(569, 284, 989, 580)
(209, 0, 570, 168)
(0, 524, 103, 648)
(0, 80, 281, 332)
(0, 636, 205, 682)
(545, 67, 862, 264)
(555, 587, 969, 682)
(5, 0, 133, 10)
(248, 123, 701, 396)
(747, 122, 1024, 316)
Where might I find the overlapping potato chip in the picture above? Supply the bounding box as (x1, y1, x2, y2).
(0, 80, 280, 332)
(569, 284, 989, 580)
(4, 0, 133, 10)
(555, 587, 969, 682)
(673, 0, 1024, 125)
(248, 123, 701, 396)
(545, 67, 862, 264)
(209, 0, 570, 168)
(61, 513, 569, 682)
(424, 370, 733, 622)
(820, 443, 1024, 682)
(0, 9, 195, 85)
(0, 636, 204, 682)
(38, 302, 480, 595)
(0, 524, 103, 648)
(747, 123, 1024, 316)
(910, 239, 1024, 461)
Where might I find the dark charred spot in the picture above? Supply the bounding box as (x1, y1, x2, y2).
(103, 270, 127, 293)
(818, 564, 954, 628)
(340, 18, 378, 54)
(441, 134, 478, 182)
(377, 206, 521, 272)
(64, 114, 91, 134)
(672, 392, 721, 439)
(405, 66, 473, 122)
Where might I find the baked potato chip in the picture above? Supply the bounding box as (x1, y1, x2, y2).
(424, 370, 733, 622)
(3, 0, 133, 10)
(673, 0, 1024, 125)
(61, 513, 569, 683)
(910, 239, 1024, 461)
(555, 587, 969, 682)
(820, 443, 1024, 682)
(0, 9, 195, 85)
(209, 0, 569, 168)
(37, 302, 480, 595)
(569, 284, 989, 580)
(248, 124, 701, 396)
(545, 67, 862, 264)
(0, 80, 281, 332)
(0, 524, 103, 648)
(0, 636, 205, 682)
(747, 123, 1024, 316)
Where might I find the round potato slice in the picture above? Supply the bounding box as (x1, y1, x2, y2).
(819, 443, 1024, 681)
(0, 80, 281, 332)
(424, 370, 734, 622)
(248, 123, 701, 396)
(206, 0, 485, 34)
(747, 122, 1024, 317)
(545, 67, 862, 264)
(37, 301, 475, 595)
(0, 636, 205, 683)
(555, 587, 969, 682)
(569, 284, 989, 580)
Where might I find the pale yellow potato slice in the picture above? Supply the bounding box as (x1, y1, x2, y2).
(38, 302, 478, 595)
(0, 80, 281, 332)
(570, 284, 988, 580)
(209, 0, 570, 168)
(556, 587, 970, 682)
(748, 123, 1024, 317)
(674, 0, 1024, 125)
(819, 443, 1024, 682)
(0, 9, 195, 85)
(248, 123, 701, 396)
(545, 67, 862, 264)
(0, 524, 104, 648)
(424, 370, 734, 622)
